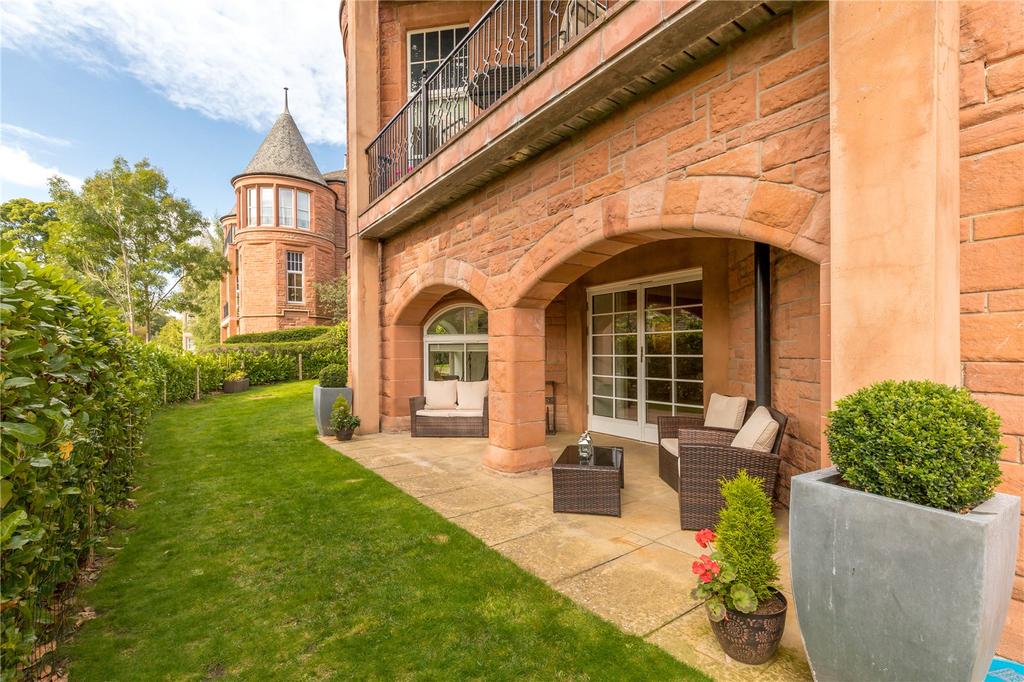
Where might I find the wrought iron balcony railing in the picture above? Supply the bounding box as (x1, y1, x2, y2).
(366, 0, 607, 202)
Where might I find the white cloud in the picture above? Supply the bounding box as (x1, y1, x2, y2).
(0, 144, 83, 192)
(1, 124, 72, 147)
(0, 0, 347, 147)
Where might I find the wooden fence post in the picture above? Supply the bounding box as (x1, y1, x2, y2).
(195, 366, 200, 401)
(163, 379, 168, 405)
(298, 353, 303, 380)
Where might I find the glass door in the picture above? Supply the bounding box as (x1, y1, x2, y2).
(588, 271, 704, 443)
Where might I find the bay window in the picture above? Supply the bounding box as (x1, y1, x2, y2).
(297, 190, 310, 229)
(278, 188, 294, 227)
(246, 188, 257, 227)
(259, 187, 273, 226)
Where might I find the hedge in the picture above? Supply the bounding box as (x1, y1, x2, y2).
(0, 248, 349, 675)
(222, 326, 330, 344)
(1, 250, 155, 675)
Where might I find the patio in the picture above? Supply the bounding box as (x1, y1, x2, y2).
(321, 431, 812, 681)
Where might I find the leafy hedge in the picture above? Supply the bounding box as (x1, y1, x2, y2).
(222, 326, 330, 344)
(1, 251, 155, 675)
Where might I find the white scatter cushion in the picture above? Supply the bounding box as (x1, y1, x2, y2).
(660, 438, 679, 457)
(456, 381, 488, 411)
(417, 409, 483, 418)
(731, 406, 780, 452)
(704, 393, 748, 430)
(424, 380, 458, 410)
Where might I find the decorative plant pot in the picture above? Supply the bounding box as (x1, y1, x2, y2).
(707, 589, 787, 664)
(335, 429, 354, 442)
(223, 378, 249, 393)
(468, 64, 530, 110)
(790, 467, 1020, 682)
(313, 385, 353, 436)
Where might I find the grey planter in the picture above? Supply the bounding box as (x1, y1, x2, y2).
(313, 385, 353, 436)
(790, 467, 1020, 682)
(223, 378, 249, 393)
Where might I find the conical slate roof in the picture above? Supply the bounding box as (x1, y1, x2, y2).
(235, 99, 326, 186)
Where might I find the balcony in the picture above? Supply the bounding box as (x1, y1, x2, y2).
(360, 0, 792, 239)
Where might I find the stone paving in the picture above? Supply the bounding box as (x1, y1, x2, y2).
(320, 431, 812, 681)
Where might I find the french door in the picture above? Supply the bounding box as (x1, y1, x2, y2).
(588, 269, 704, 443)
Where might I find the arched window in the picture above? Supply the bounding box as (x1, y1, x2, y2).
(423, 305, 488, 382)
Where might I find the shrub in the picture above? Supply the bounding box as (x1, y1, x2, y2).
(715, 470, 779, 603)
(201, 323, 348, 385)
(1, 249, 153, 672)
(318, 363, 347, 387)
(827, 380, 1002, 512)
(330, 395, 360, 432)
(223, 326, 330, 344)
(225, 370, 247, 382)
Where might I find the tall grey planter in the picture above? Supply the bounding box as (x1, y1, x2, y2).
(313, 385, 353, 436)
(790, 467, 1020, 682)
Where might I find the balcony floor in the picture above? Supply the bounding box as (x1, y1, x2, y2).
(320, 431, 811, 681)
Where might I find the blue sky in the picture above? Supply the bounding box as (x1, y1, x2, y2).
(0, 0, 346, 222)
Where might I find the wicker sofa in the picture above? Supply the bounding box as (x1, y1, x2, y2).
(409, 395, 488, 438)
(676, 406, 788, 530)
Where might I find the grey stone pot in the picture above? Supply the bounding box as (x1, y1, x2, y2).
(313, 385, 353, 436)
(790, 467, 1020, 682)
(223, 378, 249, 393)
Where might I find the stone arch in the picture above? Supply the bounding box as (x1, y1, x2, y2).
(388, 257, 495, 326)
(497, 175, 827, 309)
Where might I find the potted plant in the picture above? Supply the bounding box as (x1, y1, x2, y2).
(790, 380, 1019, 682)
(222, 369, 249, 393)
(691, 470, 787, 664)
(330, 395, 360, 441)
(313, 364, 352, 436)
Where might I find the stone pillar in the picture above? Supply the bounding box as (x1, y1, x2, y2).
(484, 308, 552, 473)
(381, 324, 423, 432)
(829, 0, 960, 403)
(345, 0, 382, 433)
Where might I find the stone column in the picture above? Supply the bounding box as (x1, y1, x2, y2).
(484, 308, 552, 473)
(829, 0, 960, 403)
(381, 324, 423, 432)
(345, 0, 382, 433)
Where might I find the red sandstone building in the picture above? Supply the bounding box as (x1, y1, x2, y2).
(219, 98, 348, 341)
(339, 1, 1023, 651)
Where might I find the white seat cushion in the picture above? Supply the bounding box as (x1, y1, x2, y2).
(705, 393, 747, 430)
(731, 406, 780, 452)
(660, 438, 679, 457)
(424, 380, 458, 409)
(456, 380, 488, 411)
(416, 409, 483, 418)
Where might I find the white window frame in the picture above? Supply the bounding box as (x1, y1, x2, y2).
(586, 267, 704, 443)
(297, 190, 311, 229)
(422, 303, 488, 384)
(286, 251, 304, 303)
(259, 187, 274, 227)
(406, 24, 470, 96)
(278, 188, 294, 227)
(246, 188, 257, 227)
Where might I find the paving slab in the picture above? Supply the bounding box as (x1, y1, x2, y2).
(419, 482, 536, 518)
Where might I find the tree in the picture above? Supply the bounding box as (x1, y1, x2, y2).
(152, 317, 183, 350)
(48, 157, 227, 340)
(313, 274, 348, 324)
(0, 198, 58, 257)
(168, 220, 224, 346)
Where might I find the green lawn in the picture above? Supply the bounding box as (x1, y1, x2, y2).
(64, 381, 708, 680)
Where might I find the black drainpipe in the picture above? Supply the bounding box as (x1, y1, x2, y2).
(754, 242, 771, 407)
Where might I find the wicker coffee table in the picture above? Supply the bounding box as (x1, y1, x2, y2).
(552, 445, 624, 517)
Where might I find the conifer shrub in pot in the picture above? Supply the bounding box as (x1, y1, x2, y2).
(313, 363, 352, 436)
(330, 396, 360, 441)
(222, 370, 249, 393)
(790, 380, 1018, 682)
(692, 470, 787, 664)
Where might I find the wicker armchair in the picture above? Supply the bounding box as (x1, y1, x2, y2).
(409, 396, 489, 438)
(656, 403, 756, 490)
(676, 406, 788, 530)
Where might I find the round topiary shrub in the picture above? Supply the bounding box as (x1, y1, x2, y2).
(318, 363, 347, 388)
(827, 380, 1002, 513)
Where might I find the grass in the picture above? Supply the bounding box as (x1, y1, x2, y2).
(64, 380, 709, 680)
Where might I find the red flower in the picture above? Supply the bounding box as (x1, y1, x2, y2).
(695, 528, 716, 549)
(691, 560, 703, 575)
(693, 554, 721, 584)
(700, 571, 713, 583)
